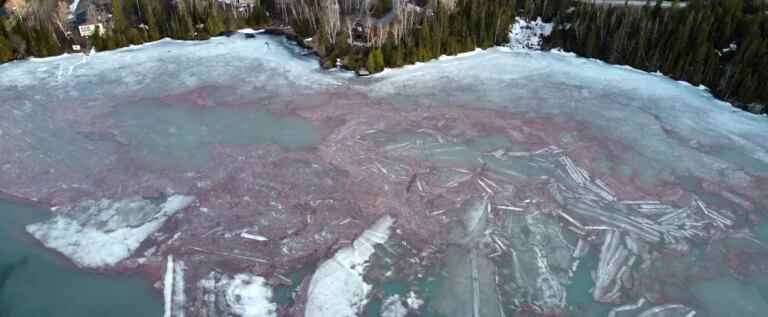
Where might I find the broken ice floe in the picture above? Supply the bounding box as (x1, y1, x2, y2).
(195, 271, 277, 317)
(163, 255, 187, 317)
(380, 295, 408, 317)
(304, 215, 395, 317)
(26, 195, 195, 268)
(593, 230, 635, 303)
(608, 297, 696, 317)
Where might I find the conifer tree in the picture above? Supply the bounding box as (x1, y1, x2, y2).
(0, 34, 13, 62)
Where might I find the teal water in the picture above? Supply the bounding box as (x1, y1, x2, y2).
(0, 199, 163, 317)
(112, 103, 321, 170)
(565, 255, 613, 317)
(274, 264, 316, 307)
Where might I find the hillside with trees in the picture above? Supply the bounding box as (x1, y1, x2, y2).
(545, 0, 768, 113)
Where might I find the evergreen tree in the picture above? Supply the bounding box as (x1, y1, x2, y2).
(112, 0, 127, 33)
(0, 34, 13, 62)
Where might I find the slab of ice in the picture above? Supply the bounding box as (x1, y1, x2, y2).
(225, 274, 277, 317)
(241, 232, 269, 241)
(593, 230, 634, 303)
(195, 271, 276, 317)
(26, 195, 195, 268)
(163, 255, 174, 317)
(305, 215, 395, 317)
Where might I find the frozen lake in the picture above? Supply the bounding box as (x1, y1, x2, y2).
(1, 33, 767, 316)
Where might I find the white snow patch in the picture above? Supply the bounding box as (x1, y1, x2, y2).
(406, 291, 424, 310)
(305, 215, 396, 317)
(509, 17, 553, 50)
(26, 195, 195, 268)
(238, 28, 264, 34)
(225, 274, 277, 317)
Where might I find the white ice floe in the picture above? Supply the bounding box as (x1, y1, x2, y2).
(381, 295, 408, 317)
(241, 232, 269, 241)
(305, 215, 396, 317)
(26, 195, 195, 268)
(172, 260, 187, 317)
(406, 291, 424, 310)
(593, 230, 634, 303)
(225, 274, 277, 317)
(164, 255, 175, 317)
(195, 272, 276, 317)
(163, 255, 187, 317)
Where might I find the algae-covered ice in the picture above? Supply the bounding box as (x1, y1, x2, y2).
(2, 32, 768, 316)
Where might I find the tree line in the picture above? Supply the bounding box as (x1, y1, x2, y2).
(544, 0, 768, 112)
(314, 0, 521, 72)
(1, 0, 766, 112)
(0, 0, 273, 62)
(90, 0, 272, 51)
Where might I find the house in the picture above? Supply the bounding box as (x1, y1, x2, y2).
(78, 23, 104, 37)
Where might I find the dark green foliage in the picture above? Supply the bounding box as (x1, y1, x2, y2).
(0, 34, 13, 62)
(367, 48, 385, 73)
(112, 0, 127, 32)
(126, 28, 144, 45)
(372, 0, 393, 19)
(546, 0, 768, 111)
(367, 0, 519, 68)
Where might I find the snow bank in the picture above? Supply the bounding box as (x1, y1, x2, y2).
(305, 215, 395, 317)
(509, 17, 553, 50)
(26, 195, 195, 268)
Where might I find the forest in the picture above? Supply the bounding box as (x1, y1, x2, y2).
(0, 0, 766, 112)
(546, 0, 768, 112)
